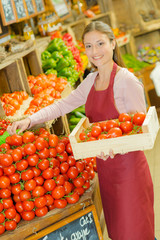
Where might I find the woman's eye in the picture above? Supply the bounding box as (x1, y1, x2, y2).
(85, 45, 91, 49)
(98, 42, 104, 46)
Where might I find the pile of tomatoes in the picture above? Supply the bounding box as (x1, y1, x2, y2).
(1, 92, 29, 116)
(25, 73, 68, 115)
(79, 112, 146, 141)
(0, 119, 11, 136)
(0, 129, 95, 235)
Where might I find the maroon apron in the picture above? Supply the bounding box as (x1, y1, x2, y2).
(85, 62, 154, 240)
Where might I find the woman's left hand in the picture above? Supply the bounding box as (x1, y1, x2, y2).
(97, 149, 114, 161)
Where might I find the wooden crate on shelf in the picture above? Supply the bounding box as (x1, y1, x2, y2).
(69, 106, 159, 160)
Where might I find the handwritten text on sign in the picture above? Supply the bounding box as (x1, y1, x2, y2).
(40, 212, 99, 240)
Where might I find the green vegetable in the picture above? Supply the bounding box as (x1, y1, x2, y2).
(69, 125, 77, 131)
(46, 38, 65, 53)
(58, 67, 73, 78)
(71, 106, 85, 114)
(45, 69, 57, 75)
(74, 111, 86, 118)
(42, 58, 57, 71)
(56, 58, 69, 72)
(41, 51, 52, 60)
(69, 118, 82, 125)
(51, 51, 63, 62)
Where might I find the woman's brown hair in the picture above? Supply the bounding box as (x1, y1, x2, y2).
(82, 21, 126, 68)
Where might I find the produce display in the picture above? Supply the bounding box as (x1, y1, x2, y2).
(0, 120, 11, 136)
(1, 92, 29, 117)
(122, 54, 149, 72)
(137, 43, 160, 64)
(0, 130, 96, 235)
(78, 112, 146, 142)
(41, 33, 84, 87)
(25, 73, 68, 115)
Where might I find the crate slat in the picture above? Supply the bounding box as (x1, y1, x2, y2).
(69, 106, 160, 160)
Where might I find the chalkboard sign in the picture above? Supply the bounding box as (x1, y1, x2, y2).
(0, 13, 10, 40)
(25, 0, 36, 17)
(0, 0, 16, 26)
(34, 0, 45, 13)
(13, 0, 28, 21)
(26, 205, 103, 240)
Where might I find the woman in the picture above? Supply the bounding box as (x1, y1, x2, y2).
(7, 21, 154, 239)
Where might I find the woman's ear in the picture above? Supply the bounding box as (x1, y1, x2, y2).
(112, 39, 116, 50)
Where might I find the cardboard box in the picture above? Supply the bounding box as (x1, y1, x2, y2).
(69, 106, 160, 160)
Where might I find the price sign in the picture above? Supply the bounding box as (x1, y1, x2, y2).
(34, 0, 45, 13)
(25, 0, 36, 17)
(46, 0, 71, 21)
(26, 205, 104, 240)
(13, 0, 28, 21)
(0, 0, 16, 25)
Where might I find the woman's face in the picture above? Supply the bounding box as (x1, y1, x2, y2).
(83, 30, 115, 68)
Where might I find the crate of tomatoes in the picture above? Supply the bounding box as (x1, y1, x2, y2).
(69, 106, 160, 160)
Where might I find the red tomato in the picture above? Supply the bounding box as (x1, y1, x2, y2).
(35, 196, 47, 208)
(107, 127, 122, 138)
(119, 113, 131, 122)
(32, 186, 45, 198)
(0, 188, 11, 199)
(4, 208, 17, 219)
(65, 143, 73, 154)
(75, 161, 85, 173)
(24, 179, 37, 191)
(21, 211, 35, 221)
(52, 186, 65, 199)
(27, 154, 39, 167)
(66, 192, 79, 204)
(73, 177, 85, 188)
(34, 137, 46, 150)
(49, 134, 59, 147)
(24, 143, 36, 155)
(74, 187, 85, 196)
(9, 172, 21, 184)
(22, 200, 34, 211)
(97, 134, 108, 140)
(0, 154, 13, 167)
(34, 176, 44, 186)
(49, 148, 57, 158)
(13, 213, 21, 223)
(43, 179, 56, 191)
(133, 112, 146, 126)
(19, 190, 31, 201)
(105, 120, 119, 131)
(0, 176, 10, 188)
(38, 159, 50, 171)
(64, 181, 73, 195)
(21, 169, 34, 181)
(120, 121, 133, 133)
(0, 224, 5, 235)
(91, 125, 102, 137)
(35, 206, 48, 217)
(2, 198, 13, 209)
(49, 158, 60, 168)
(67, 166, 79, 179)
(67, 156, 76, 166)
(38, 148, 50, 159)
(45, 194, 54, 206)
(57, 151, 68, 162)
(0, 213, 5, 224)
(54, 199, 67, 209)
(60, 162, 69, 174)
(11, 184, 22, 195)
(3, 165, 16, 176)
(5, 220, 17, 231)
(11, 149, 22, 162)
(56, 142, 65, 153)
(22, 131, 35, 143)
(83, 180, 90, 190)
(10, 134, 22, 146)
(55, 175, 65, 186)
(32, 167, 41, 177)
(42, 167, 54, 179)
(16, 159, 28, 171)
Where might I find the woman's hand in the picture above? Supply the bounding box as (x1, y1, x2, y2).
(7, 118, 31, 135)
(97, 149, 114, 161)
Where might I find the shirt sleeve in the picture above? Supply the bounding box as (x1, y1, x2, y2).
(114, 69, 147, 114)
(28, 73, 96, 128)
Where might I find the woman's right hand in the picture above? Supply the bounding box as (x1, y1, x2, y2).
(7, 118, 31, 135)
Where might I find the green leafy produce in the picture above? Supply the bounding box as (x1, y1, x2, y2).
(122, 54, 149, 72)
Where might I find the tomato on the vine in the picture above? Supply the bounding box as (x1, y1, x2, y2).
(119, 113, 131, 122)
(133, 112, 146, 126)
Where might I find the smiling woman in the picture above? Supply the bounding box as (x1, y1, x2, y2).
(7, 21, 154, 240)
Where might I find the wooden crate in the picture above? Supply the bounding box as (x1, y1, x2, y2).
(69, 106, 160, 160)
